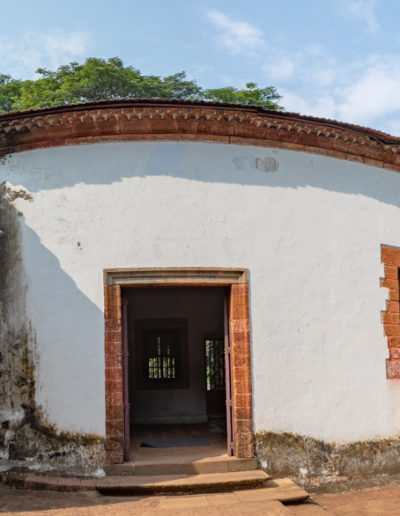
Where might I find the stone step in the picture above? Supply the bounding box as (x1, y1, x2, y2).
(236, 477, 310, 504)
(1, 471, 309, 504)
(104, 456, 258, 476)
(96, 470, 270, 495)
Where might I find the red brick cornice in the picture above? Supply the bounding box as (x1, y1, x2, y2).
(1, 99, 400, 171)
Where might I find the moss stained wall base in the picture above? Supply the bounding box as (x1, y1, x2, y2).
(256, 431, 400, 487)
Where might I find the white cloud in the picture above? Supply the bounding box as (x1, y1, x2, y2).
(203, 7, 398, 135)
(205, 9, 266, 55)
(383, 119, 400, 137)
(281, 90, 338, 120)
(336, 57, 400, 124)
(262, 45, 338, 87)
(0, 29, 91, 78)
(263, 58, 294, 81)
(280, 54, 400, 135)
(337, 0, 380, 33)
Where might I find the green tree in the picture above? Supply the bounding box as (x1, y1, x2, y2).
(204, 82, 282, 110)
(0, 57, 283, 114)
(0, 74, 23, 113)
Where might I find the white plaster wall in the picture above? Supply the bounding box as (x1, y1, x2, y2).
(1, 141, 400, 443)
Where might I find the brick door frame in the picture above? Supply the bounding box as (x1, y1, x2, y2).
(103, 267, 254, 464)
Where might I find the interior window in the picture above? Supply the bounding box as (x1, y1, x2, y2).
(144, 329, 180, 381)
(205, 337, 225, 391)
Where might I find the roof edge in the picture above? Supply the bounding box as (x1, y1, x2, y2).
(1, 98, 398, 144)
(1, 99, 400, 171)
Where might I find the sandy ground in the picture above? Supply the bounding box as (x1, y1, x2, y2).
(2, 482, 400, 515)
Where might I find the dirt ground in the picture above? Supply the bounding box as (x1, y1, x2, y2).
(2, 483, 400, 515)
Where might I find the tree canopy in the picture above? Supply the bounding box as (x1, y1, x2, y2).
(0, 57, 283, 114)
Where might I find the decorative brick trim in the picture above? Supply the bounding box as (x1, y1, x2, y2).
(2, 99, 400, 172)
(103, 268, 253, 464)
(230, 283, 253, 458)
(104, 285, 124, 463)
(381, 245, 400, 379)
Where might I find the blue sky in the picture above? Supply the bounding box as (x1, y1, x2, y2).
(1, 0, 400, 134)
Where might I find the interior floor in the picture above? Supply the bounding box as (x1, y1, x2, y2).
(130, 422, 227, 464)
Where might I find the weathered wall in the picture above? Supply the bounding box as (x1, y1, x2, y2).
(0, 179, 104, 474)
(255, 431, 400, 488)
(0, 181, 33, 456)
(1, 140, 400, 475)
(128, 287, 224, 424)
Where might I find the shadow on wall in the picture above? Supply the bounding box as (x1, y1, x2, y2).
(0, 191, 105, 474)
(2, 141, 400, 208)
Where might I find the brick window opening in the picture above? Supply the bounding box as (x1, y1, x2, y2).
(205, 337, 225, 391)
(381, 245, 400, 379)
(145, 329, 179, 381)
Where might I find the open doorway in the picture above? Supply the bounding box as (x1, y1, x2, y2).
(123, 287, 232, 462)
(104, 267, 253, 466)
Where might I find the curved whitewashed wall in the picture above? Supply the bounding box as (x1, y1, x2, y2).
(2, 141, 400, 443)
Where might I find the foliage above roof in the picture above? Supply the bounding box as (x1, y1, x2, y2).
(0, 57, 283, 114)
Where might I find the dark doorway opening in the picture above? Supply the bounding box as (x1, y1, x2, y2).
(123, 286, 231, 462)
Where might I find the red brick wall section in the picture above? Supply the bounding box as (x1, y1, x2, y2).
(382, 246, 400, 379)
(104, 285, 124, 463)
(230, 284, 254, 458)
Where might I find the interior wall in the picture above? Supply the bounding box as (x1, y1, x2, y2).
(127, 287, 225, 425)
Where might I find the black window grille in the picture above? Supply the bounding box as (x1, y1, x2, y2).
(144, 329, 180, 381)
(205, 337, 225, 391)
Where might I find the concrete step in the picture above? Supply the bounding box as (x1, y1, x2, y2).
(236, 477, 310, 504)
(104, 456, 258, 476)
(96, 469, 270, 495)
(1, 471, 309, 503)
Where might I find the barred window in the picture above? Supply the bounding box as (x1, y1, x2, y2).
(205, 337, 225, 391)
(135, 319, 188, 389)
(144, 329, 179, 381)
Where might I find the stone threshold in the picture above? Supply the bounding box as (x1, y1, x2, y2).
(105, 456, 258, 476)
